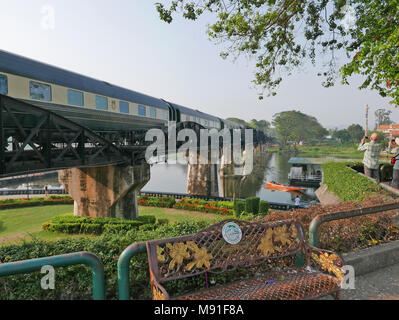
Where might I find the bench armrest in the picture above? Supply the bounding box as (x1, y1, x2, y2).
(151, 277, 170, 300)
(305, 244, 345, 281)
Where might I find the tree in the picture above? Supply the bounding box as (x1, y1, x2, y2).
(226, 117, 249, 127)
(272, 110, 328, 145)
(347, 124, 364, 143)
(374, 108, 393, 129)
(156, 0, 399, 105)
(227, 117, 271, 133)
(332, 129, 351, 144)
(249, 119, 270, 133)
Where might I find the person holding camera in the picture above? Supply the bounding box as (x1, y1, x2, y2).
(389, 137, 399, 189)
(358, 133, 381, 179)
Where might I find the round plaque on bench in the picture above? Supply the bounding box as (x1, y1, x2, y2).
(222, 222, 242, 245)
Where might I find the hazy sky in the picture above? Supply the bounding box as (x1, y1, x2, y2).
(0, 0, 396, 129)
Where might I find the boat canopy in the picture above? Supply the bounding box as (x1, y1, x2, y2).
(288, 157, 326, 165)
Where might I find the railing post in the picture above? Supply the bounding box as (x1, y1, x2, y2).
(0, 251, 105, 300)
(117, 242, 147, 300)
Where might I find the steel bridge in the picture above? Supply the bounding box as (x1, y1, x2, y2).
(0, 94, 270, 178)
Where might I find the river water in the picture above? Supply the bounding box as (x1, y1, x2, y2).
(143, 152, 319, 205)
(0, 152, 320, 206)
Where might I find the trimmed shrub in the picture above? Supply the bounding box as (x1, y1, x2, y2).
(174, 198, 233, 215)
(245, 197, 260, 215)
(259, 201, 270, 216)
(0, 196, 73, 210)
(43, 215, 157, 235)
(322, 161, 383, 201)
(157, 218, 169, 225)
(234, 199, 245, 218)
(138, 196, 175, 208)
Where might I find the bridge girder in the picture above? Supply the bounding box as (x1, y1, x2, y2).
(0, 95, 128, 177)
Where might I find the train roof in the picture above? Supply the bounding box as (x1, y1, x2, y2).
(168, 102, 217, 121)
(222, 119, 245, 129)
(0, 50, 169, 110)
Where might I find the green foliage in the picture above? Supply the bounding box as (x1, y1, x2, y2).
(245, 197, 260, 215)
(322, 162, 382, 201)
(0, 220, 212, 300)
(43, 215, 157, 235)
(233, 199, 245, 218)
(347, 124, 364, 143)
(156, 0, 399, 105)
(0, 196, 73, 210)
(173, 198, 234, 215)
(138, 196, 175, 208)
(259, 201, 270, 216)
(272, 110, 328, 145)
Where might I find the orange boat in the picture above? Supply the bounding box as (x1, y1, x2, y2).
(265, 181, 306, 192)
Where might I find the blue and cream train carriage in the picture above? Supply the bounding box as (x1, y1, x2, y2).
(0, 50, 245, 133)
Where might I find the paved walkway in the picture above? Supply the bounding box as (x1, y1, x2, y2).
(323, 264, 399, 300)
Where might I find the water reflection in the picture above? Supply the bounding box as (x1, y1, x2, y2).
(0, 152, 319, 205)
(144, 152, 318, 205)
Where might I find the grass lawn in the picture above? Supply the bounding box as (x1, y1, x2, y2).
(138, 206, 229, 224)
(0, 205, 74, 237)
(0, 204, 229, 246)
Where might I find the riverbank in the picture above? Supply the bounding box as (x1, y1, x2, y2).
(269, 144, 392, 160)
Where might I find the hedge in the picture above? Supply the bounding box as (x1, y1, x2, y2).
(42, 215, 157, 235)
(234, 199, 246, 218)
(259, 201, 270, 216)
(322, 162, 383, 202)
(0, 196, 73, 210)
(138, 196, 175, 208)
(2, 197, 399, 300)
(245, 197, 260, 215)
(173, 198, 233, 215)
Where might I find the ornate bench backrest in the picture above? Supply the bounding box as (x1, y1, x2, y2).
(146, 219, 306, 283)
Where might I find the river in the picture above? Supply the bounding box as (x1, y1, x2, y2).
(0, 152, 323, 206)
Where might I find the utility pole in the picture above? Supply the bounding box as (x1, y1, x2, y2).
(365, 104, 369, 137)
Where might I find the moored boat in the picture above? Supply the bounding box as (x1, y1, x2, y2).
(265, 181, 306, 192)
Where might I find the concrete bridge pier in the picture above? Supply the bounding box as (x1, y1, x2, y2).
(58, 163, 150, 219)
(186, 152, 219, 197)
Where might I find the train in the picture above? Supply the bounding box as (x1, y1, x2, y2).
(0, 50, 247, 134)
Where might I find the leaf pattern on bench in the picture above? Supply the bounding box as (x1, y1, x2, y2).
(152, 285, 166, 300)
(258, 224, 297, 257)
(186, 241, 213, 271)
(166, 242, 191, 270)
(157, 246, 166, 263)
(257, 229, 275, 255)
(157, 241, 213, 272)
(311, 252, 344, 281)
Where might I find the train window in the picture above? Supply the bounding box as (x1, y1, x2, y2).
(162, 110, 168, 120)
(138, 105, 146, 117)
(67, 89, 84, 107)
(95, 95, 108, 110)
(30, 81, 51, 101)
(149, 107, 157, 118)
(0, 74, 7, 95)
(119, 101, 129, 114)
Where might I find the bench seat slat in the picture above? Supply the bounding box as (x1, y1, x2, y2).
(175, 269, 341, 300)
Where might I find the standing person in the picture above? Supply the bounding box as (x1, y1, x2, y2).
(358, 133, 381, 180)
(389, 138, 399, 189)
(44, 184, 49, 197)
(295, 195, 301, 208)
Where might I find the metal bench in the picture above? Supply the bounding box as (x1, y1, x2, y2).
(145, 219, 344, 300)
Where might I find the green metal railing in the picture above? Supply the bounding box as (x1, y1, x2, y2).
(117, 242, 146, 300)
(0, 251, 105, 300)
(308, 202, 399, 247)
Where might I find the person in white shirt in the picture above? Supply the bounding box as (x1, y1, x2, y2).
(295, 196, 301, 207)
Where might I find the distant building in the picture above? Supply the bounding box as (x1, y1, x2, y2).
(378, 124, 399, 137)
